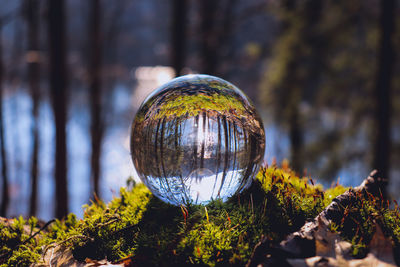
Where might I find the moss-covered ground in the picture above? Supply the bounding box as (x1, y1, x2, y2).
(1, 165, 399, 266)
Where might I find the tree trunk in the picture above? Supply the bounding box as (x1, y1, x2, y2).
(218, 0, 237, 65)
(200, 0, 217, 75)
(372, 0, 396, 196)
(25, 0, 41, 216)
(198, 0, 238, 76)
(0, 27, 9, 217)
(47, 0, 68, 218)
(285, 0, 322, 174)
(171, 0, 187, 77)
(89, 0, 103, 198)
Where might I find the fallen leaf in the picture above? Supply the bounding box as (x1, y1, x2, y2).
(366, 224, 396, 265)
(334, 239, 352, 260)
(33, 245, 124, 267)
(347, 253, 396, 267)
(34, 246, 84, 267)
(314, 217, 343, 258)
(287, 256, 339, 267)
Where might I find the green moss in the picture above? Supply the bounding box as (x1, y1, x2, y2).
(0, 216, 42, 266)
(1, 166, 399, 266)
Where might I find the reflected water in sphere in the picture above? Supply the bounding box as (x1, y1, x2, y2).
(130, 74, 265, 205)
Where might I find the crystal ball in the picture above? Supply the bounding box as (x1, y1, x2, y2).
(130, 74, 265, 205)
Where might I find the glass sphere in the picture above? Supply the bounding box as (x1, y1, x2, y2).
(130, 74, 265, 205)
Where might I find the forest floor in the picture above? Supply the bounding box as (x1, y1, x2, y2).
(0, 165, 399, 266)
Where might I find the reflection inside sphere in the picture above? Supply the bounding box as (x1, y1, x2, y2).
(130, 74, 265, 205)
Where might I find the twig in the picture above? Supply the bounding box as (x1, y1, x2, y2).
(0, 219, 55, 262)
(23, 219, 56, 246)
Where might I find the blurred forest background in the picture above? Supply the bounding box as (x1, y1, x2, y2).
(0, 0, 399, 220)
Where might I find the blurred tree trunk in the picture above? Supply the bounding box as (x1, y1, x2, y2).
(25, 0, 41, 216)
(218, 0, 237, 67)
(372, 0, 396, 195)
(294, 0, 322, 174)
(8, 19, 24, 185)
(199, 0, 237, 76)
(200, 0, 217, 75)
(282, 1, 302, 173)
(279, 0, 322, 173)
(47, 0, 68, 218)
(0, 27, 9, 217)
(89, 0, 103, 198)
(171, 0, 187, 77)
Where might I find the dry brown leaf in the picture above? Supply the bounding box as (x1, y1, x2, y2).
(347, 254, 396, 267)
(314, 217, 342, 258)
(334, 240, 352, 260)
(287, 251, 398, 267)
(309, 224, 397, 267)
(288, 256, 339, 267)
(33, 246, 84, 267)
(85, 258, 124, 267)
(365, 224, 396, 266)
(33, 245, 124, 267)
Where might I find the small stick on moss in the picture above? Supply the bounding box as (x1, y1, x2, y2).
(0, 219, 55, 261)
(96, 217, 120, 228)
(23, 219, 56, 246)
